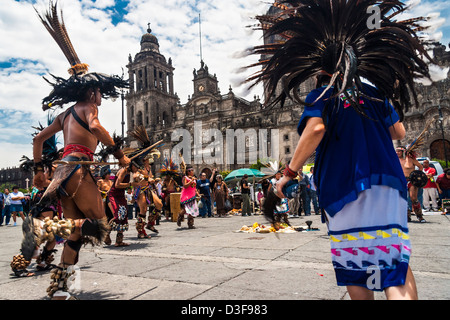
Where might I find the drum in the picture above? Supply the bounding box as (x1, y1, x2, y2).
(170, 193, 181, 222)
(408, 170, 428, 188)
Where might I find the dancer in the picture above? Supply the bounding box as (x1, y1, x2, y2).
(108, 166, 131, 246)
(97, 165, 113, 244)
(396, 146, 426, 222)
(11, 120, 60, 277)
(178, 166, 200, 229)
(270, 171, 291, 227)
(31, 1, 130, 299)
(160, 158, 181, 221)
(143, 158, 163, 233)
(249, 0, 435, 299)
(126, 126, 162, 238)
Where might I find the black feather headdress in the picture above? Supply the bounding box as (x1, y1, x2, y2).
(35, 1, 128, 111)
(246, 0, 434, 121)
(96, 133, 125, 162)
(125, 126, 162, 168)
(20, 114, 60, 172)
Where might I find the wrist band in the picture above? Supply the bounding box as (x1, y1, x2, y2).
(112, 149, 124, 160)
(283, 164, 297, 179)
(33, 162, 45, 174)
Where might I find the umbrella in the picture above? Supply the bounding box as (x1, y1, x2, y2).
(224, 168, 265, 183)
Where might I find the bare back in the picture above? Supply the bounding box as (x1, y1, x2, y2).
(60, 103, 98, 152)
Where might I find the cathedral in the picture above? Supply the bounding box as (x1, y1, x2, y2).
(125, 24, 307, 176)
(125, 12, 450, 177)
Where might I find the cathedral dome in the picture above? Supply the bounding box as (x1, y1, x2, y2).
(140, 24, 159, 53)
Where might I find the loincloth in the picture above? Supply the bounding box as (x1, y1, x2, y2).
(39, 155, 96, 207)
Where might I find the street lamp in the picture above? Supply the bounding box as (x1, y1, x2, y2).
(121, 87, 125, 138)
(438, 104, 448, 168)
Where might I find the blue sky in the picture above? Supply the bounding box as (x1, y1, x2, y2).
(0, 0, 449, 169)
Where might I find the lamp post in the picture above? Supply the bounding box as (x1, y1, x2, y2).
(438, 104, 448, 168)
(121, 88, 125, 138)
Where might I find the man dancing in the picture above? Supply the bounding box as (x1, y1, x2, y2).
(97, 166, 114, 245)
(250, 0, 436, 299)
(396, 146, 426, 222)
(108, 166, 131, 247)
(126, 126, 162, 238)
(11, 121, 61, 277)
(160, 158, 181, 221)
(32, 1, 130, 299)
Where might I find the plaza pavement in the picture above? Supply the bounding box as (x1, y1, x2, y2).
(0, 210, 449, 301)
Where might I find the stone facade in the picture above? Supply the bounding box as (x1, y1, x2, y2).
(402, 43, 450, 164)
(125, 20, 450, 177)
(125, 26, 308, 175)
(0, 167, 33, 190)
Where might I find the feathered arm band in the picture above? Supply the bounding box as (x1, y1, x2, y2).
(96, 134, 125, 162)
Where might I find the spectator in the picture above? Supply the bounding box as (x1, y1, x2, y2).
(10, 186, 25, 226)
(256, 187, 264, 210)
(0, 189, 4, 226)
(422, 160, 439, 211)
(240, 174, 251, 216)
(197, 170, 215, 218)
(308, 167, 321, 215)
(155, 178, 162, 197)
(261, 178, 270, 198)
(2, 189, 11, 226)
(125, 188, 134, 220)
(436, 168, 450, 214)
(213, 175, 229, 217)
(297, 168, 311, 216)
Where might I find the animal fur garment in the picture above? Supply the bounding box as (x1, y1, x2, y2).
(20, 216, 38, 262)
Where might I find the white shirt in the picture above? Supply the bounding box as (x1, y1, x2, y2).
(10, 191, 24, 205)
(4, 193, 11, 206)
(308, 173, 317, 191)
(125, 193, 133, 205)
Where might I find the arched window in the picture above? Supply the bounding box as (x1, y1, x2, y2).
(430, 139, 450, 161)
(137, 111, 143, 126)
(162, 111, 169, 126)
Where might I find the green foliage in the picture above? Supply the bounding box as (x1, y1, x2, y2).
(431, 158, 449, 170)
(249, 159, 264, 171)
(220, 170, 231, 179)
(0, 183, 14, 192)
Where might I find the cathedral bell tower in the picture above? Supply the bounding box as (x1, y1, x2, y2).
(192, 60, 219, 98)
(126, 24, 178, 140)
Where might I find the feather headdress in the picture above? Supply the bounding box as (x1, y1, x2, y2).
(246, 0, 434, 121)
(35, 1, 128, 111)
(125, 126, 162, 168)
(405, 120, 432, 158)
(160, 158, 180, 177)
(259, 159, 285, 181)
(96, 133, 125, 162)
(20, 113, 60, 172)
